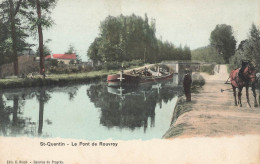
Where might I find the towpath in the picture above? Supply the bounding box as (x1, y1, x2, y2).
(164, 65, 260, 138)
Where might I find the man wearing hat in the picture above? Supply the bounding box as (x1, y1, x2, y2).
(183, 68, 192, 102)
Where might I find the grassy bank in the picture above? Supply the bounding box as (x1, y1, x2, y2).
(0, 62, 152, 89)
(163, 97, 191, 138)
(163, 73, 206, 138)
(0, 70, 118, 90)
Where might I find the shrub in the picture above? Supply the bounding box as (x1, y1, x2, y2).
(103, 61, 122, 70)
(191, 73, 205, 93)
(49, 59, 58, 67)
(97, 60, 144, 70)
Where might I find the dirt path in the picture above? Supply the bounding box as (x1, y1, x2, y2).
(164, 65, 260, 138)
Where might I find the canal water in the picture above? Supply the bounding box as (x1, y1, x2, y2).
(0, 75, 183, 140)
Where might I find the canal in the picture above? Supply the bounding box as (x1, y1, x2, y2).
(0, 75, 183, 140)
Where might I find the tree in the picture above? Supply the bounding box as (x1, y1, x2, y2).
(183, 45, 191, 60)
(228, 24, 260, 71)
(0, 0, 24, 75)
(25, 0, 57, 74)
(8, 0, 23, 75)
(239, 24, 260, 70)
(36, 44, 52, 56)
(191, 46, 225, 64)
(87, 37, 102, 66)
(210, 24, 236, 63)
(0, 19, 13, 66)
(65, 44, 76, 54)
(65, 44, 82, 63)
(87, 14, 188, 66)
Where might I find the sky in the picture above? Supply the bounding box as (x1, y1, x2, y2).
(26, 0, 260, 61)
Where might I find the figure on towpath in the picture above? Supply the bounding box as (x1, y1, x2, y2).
(183, 68, 192, 102)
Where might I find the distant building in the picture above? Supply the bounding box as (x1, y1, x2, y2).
(45, 54, 77, 64)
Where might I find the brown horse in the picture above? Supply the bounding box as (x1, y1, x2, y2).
(230, 65, 257, 107)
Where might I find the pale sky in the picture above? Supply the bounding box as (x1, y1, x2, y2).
(21, 0, 260, 61)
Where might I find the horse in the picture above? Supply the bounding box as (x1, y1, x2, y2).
(230, 65, 257, 107)
(255, 73, 260, 104)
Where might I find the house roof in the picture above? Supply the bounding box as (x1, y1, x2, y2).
(45, 54, 77, 60)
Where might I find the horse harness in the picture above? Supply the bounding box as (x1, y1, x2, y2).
(232, 71, 247, 87)
(231, 66, 255, 87)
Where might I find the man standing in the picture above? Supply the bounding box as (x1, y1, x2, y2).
(183, 68, 192, 102)
(42, 68, 46, 79)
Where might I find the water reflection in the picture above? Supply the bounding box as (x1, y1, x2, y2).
(0, 74, 183, 140)
(0, 93, 10, 136)
(0, 92, 28, 136)
(36, 90, 51, 135)
(87, 77, 182, 132)
(0, 86, 79, 137)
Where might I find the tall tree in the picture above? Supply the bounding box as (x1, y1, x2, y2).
(183, 45, 191, 60)
(65, 44, 82, 63)
(87, 14, 191, 67)
(65, 44, 76, 54)
(26, 0, 57, 74)
(210, 24, 236, 63)
(0, 0, 23, 75)
(229, 24, 260, 71)
(0, 18, 12, 66)
(1, 0, 31, 67)
(36, 0, 44, 73)
(9, 0, 23, 75)
(240, 24, 260, 70)
(87, 37, 102, 66)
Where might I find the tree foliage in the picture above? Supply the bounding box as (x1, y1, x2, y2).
(230, 24, 260, 71)
(0, 19, 13, 66)
(191, 46, 225, 64)
(23, 0, 57, 74)
(65, 44, 82, 63)
(0, 0, 28, 74)
(23, 0, 57, 33)
(242, 24, 260, 70)
(36, 44, 51, 56)
(87, 14, 191, 65)
(210, 24, 236, 63)
(65, 44, 76, 54)
(0, 0, 57, 75)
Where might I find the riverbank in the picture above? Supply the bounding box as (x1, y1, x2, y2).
(0, 63, 151, 90)
(0, 70, 118, 90)
(164, 65, 260, 138)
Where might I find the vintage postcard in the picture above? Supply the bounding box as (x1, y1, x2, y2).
(0, 0, 259, 163)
